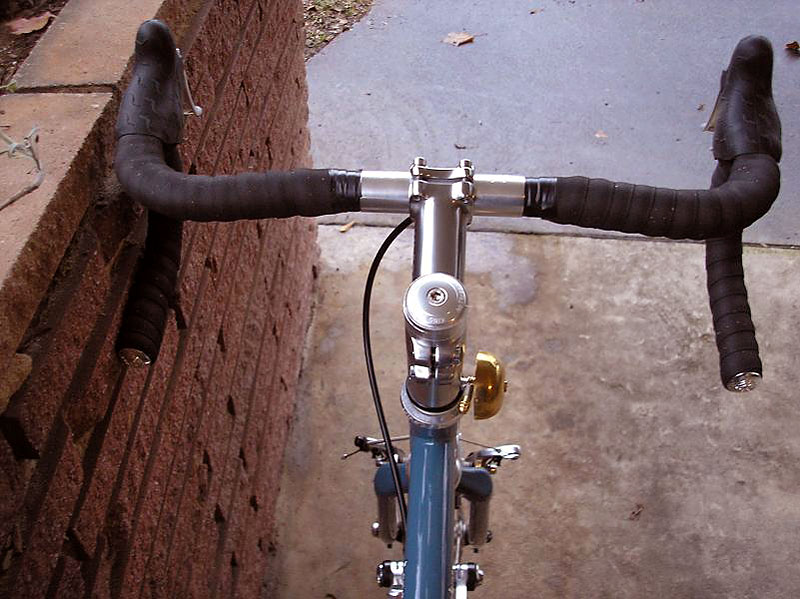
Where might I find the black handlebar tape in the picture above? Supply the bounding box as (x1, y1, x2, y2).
(523, 153, 779, 240)
(705, 35, 779, 390)
(115, 136, 361, 221)
(117, 212, 182, 365)
(116, 19, 183, 144)
(704, 164, 762, 391)
(116, 145, 183, 365)
(706, 233, 761, 390)
(712, 35, 781, 163)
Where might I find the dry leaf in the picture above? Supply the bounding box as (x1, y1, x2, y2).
(8, 11, 54, 35)
(697, 103, 705, 111)
(338, 221, 355, 233)
(443, 32, 474, 46)
(594, 130, 608, 139)
(786, 40, 800, 53)
(628, 504, 644, 521)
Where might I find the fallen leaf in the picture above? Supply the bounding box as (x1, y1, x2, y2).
(530, 8, 544, 14)
(786, 40, 800, 53)
(594, 130, 608, 139)
(338, 221, 355, 233)
(454, 143, 468, 149)
(443, 31, 474, 46)
(697, 103, 705, 111)
(8, 11, 54, 35)
(628, 504, 644, 521)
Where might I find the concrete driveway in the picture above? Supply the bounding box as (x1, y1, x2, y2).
(266, 226, 800, 599)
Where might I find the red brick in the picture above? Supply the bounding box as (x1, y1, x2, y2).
(71, 366, 149, 558)
(118, 224, 246, 597)
(3, 425, 82, 597)
(136, 224, 247, 593)
(62, 237, 140, 443)
(214, 220, 314, 597)
(161, 226, 261, 587)
(0, 437, 35, 558)
(3, 237, 108, 455)
(89, 317, 180, 598)
(0, 2, 317, 597)
(48, 553, 86, 599)
(178, 222, 283, 593)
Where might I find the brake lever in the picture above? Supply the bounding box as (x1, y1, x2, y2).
(465, 444, 521, 473)
(341, 435, 409, 461)
(176, 48, 203, 117)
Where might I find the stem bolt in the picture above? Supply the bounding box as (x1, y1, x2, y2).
(426, 287, 447, 306)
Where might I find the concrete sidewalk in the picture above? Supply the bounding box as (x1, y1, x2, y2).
(266, 226, 800, 598)
(306, 0, 799, 245)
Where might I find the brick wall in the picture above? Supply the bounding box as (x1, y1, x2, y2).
(0, 1, 317, 597)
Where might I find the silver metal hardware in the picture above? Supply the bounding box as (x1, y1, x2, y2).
(376, 493, 399, 545)
(726, 371, 761, 392)
(403, 273, 468, 410)
(176, 48, 203, 117)
(464, 444, 521, 473)
(453, 563, 484, 597)
(341, 435, 408, 462)
(377, 560, 405, 597)
(426, 286, 448, 306)
(454, 517, 467, 561)
(360, 171, 412, 212)
(119, 348, 152, 368)
(400, 384, 464, 429)
(359, 172, 526, 216)
(472, 174, 526, 216)
(409, 157, 474, 279)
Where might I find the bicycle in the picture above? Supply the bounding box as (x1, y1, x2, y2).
(114, 20, 781, 598)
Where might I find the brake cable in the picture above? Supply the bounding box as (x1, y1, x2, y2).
(363, 217, 413, 536)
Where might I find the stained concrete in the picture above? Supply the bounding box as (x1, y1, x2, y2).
(266, 225, 800, 599)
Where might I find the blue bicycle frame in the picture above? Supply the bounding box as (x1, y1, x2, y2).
(405, 424, 459, 598)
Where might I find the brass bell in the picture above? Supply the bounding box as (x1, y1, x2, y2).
(471, 351, 507, 420)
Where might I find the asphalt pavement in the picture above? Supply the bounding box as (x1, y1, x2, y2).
(306, 0, 799, 245)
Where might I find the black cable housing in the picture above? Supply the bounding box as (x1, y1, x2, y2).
(363, 217, 413, 536)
